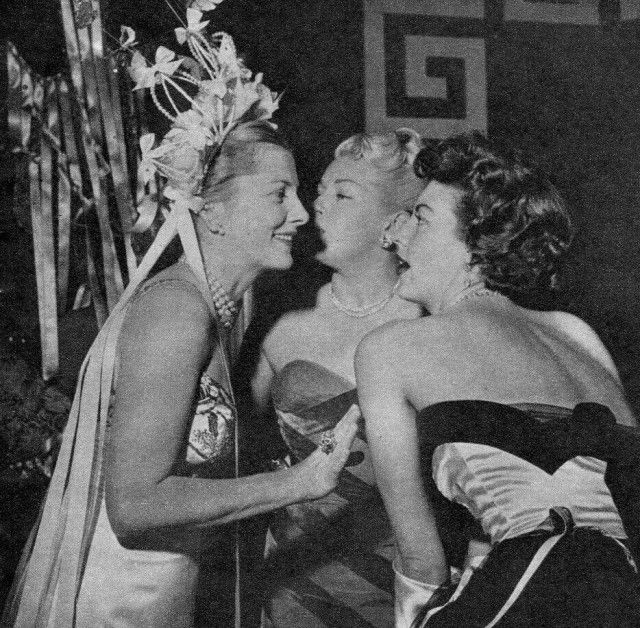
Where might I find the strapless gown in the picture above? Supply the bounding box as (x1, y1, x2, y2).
(264, 360, 396, 628)
(413, 400, 640, 627)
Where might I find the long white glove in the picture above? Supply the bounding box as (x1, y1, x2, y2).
(393, 559, 441, 628)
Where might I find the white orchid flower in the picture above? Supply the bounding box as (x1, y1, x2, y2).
(253, 74, 280, 118)
(153, 46, 183, 77)
(129, 47, 183, 91)
(216, 33, 245, 79)
(165, 110, 214, 151)
(200, 78, 227, 99)
(138, 133, 172, 184)
(132, 192, 160, 233)
(164, 186, 205, 214)
(231, 78, 261, 121)
(119, 26, 137, 50)
(128, 51, 150, 89)
(175, 9, 210, 45)
(217, 33, 237, 65)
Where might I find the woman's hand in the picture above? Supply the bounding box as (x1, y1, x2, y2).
(294, 404, 360, 501)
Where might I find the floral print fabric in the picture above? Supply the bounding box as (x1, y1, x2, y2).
(186, 374, 236, 477)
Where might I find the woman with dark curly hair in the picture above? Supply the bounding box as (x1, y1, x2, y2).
(355, 132, 640, 626)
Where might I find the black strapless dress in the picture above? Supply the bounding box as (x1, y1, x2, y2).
(414, 401, 640, 627)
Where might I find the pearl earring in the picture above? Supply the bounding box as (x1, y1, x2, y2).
(203, 200, 226, 236)
(207, 222, 226, 236)
(463, 261, 483, 290)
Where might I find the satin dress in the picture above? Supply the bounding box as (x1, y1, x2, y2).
(264, 360, 396, 628)
(75, 374, 236, 628)
(415, 401, 640, 627)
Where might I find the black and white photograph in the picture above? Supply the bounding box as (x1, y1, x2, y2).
(1, 0, 640, 626)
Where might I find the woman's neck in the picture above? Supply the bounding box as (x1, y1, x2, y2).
(197, 247, 259, 303)
(434, 281, 507, 315)
(330, 255, 399, 309)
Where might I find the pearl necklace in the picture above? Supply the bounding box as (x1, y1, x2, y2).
(329, 283, 393, 318)
(439, 284, 506, 314)
(178, 257, 238, 328)
(207, 276, 238, 329)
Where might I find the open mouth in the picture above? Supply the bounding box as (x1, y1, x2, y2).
(396, 256, 410, 275)
(273, 233, 294, 244)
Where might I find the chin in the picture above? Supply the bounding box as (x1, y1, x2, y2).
(315, 246, 361, 270)
(393, 275, 423, 305)
(314, 246, 332, 263)
(264, 252, 294, 271)
(314, 250, 338, 270)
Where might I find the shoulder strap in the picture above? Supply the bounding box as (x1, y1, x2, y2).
(3, 206, 241, 628)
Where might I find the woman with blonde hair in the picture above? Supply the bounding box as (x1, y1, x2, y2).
(2, 10, 358, 627)
(252, 128, 427, 626)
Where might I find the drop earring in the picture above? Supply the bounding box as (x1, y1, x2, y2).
(203, 200, 226, 236)
(462, 262, 481, 289)
(207, 222, 226, 236)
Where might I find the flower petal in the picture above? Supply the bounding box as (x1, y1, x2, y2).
(155, 60, 183, 77)
(155, 46, 177, 64)
(190, 0, 223, 11)
(132, 194, 160, 232)
(119, 26, 137, 49)
(174, 27, 188, 45)
(187, 8, 209, 30)
(129, 52, 156, 90)
(139, 133, 156, 154)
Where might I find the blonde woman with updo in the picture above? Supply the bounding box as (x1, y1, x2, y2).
(2, 16, 359, 628)
(251, 129, 426, 627)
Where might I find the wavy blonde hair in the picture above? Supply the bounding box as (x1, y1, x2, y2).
(334, 128, 426, 215)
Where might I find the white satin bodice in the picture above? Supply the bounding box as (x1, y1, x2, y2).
(432, 443, 627, 543)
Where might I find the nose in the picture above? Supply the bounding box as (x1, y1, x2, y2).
(288, 193, 309, 226)
(313, 193, 325, 216)
(381, 211, 413, 250)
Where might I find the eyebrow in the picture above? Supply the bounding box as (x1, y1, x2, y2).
(414, 203, 434, 212)
(318, 177, 363, 190)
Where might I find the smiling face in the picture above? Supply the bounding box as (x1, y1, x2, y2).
(214, 144, 308, 272)
(314, 157, 395, 268)
(393, 180, 472, 308)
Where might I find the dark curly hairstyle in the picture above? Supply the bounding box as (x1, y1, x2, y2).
(413, 131, 573, 295)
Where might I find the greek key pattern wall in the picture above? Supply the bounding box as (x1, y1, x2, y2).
(364, 0, 639, 138)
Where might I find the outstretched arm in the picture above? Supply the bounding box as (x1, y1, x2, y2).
(105, 281, 358, 541)
(355, 326, 448, 585)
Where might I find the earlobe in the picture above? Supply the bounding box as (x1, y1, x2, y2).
(202, 200, 227, 236)
(463, 260, 482, 287)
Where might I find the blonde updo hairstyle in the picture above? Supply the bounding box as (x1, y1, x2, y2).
(201, 120, 291, 205)
(333, 128, 426, 216)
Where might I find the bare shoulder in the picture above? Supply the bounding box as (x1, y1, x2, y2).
(120, 277, 212, 361)
(548, 310, 598, 338)
(355, 317, 432, 369)
(358, 315, 455, 353)
(546, 310, 618, 375)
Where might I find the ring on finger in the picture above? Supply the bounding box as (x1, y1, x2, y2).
(319, 429, 337, 455)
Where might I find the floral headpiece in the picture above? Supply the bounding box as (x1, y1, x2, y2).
(124, 1, 279, 222)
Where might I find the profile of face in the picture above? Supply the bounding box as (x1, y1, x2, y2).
(314, 157, 392, 267)
(204, 144, 308, 272)
(392, 181, 472, 306)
